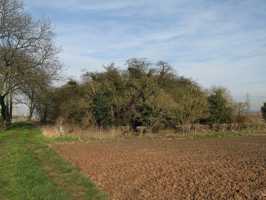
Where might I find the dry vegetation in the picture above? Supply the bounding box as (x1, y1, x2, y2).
(53, 136, 266, 200)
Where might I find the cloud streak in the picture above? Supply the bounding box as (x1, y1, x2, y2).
(24, 0, 266, 110)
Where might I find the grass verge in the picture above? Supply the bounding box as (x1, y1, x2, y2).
(0, 123, 106, 200)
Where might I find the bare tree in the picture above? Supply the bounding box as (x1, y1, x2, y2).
(0, 0, 60, 126)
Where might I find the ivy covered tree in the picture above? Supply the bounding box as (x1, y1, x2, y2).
(207, 88, 234, 124)
(92, 91, 113, 128)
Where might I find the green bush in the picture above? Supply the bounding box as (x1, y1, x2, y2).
(207, 88, 234, 124)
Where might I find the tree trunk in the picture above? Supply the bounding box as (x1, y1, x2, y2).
(9, 94, 13, 121)
(0, 96, 11, 127)
(28, 91, 35, 121)
(28, 103, 35, 121)
(28, 108, 33, 121)
(28, 98, 33, 121)
(40, 104, 48, 123)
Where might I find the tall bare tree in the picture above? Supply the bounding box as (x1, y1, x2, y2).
(0, 0, 59, 126)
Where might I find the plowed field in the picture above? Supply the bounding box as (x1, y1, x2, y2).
(53, 136, 266, 200)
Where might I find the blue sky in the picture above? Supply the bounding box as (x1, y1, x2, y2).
(23, 0, 266, 110)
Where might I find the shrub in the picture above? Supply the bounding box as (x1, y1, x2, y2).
(207, 88, 234, 124)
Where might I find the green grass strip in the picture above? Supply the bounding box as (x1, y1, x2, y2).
(0, 123, 106, 200)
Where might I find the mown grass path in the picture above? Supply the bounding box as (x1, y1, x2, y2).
(0, 123, 106, 200)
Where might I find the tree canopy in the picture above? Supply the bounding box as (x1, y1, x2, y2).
(37, 60, 210, 130)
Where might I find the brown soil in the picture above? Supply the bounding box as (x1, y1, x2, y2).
(53, 136, 266, 200)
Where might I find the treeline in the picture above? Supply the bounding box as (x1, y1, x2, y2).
(32, 59, 250, 131)
(0, 0, 259, 132)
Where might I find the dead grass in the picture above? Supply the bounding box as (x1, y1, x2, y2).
(41, 125, 124, 141)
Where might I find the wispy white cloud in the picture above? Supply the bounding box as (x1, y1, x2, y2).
(24, 0, 266, 110)
(25, 0, 145, 11)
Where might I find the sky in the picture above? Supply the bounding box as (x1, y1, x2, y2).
(23, 0, 266, 111)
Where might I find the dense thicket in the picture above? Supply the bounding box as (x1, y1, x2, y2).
(34, 59, 240, 131)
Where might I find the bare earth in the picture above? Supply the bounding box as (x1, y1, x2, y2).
(53, 136, 266, 200)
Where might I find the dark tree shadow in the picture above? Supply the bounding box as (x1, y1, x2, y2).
(7, 122, 35, 131)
